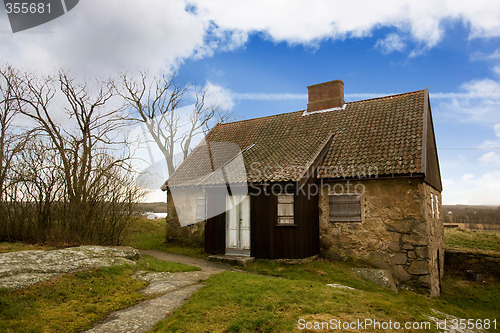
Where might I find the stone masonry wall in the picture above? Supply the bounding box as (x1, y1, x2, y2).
(165, 189, 205, 247)
(422, 182, 445, 296)
(445, 250, 500, 279)
(319, 178, 444, 295)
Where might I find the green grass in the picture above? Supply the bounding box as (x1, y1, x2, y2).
(122, 217, 206, 258)
(0, 242, 56, 254)
(0, 254, 199, 332)
(137, 254, 200, 272)
(153, 260, 500, 332)
(445, 229, 500, 254)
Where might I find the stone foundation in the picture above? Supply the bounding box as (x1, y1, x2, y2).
(445, 250, 500, 280)
(319, 178, 444, 295)
(165, 218, 204, 247)
(165, 189, 205, 247)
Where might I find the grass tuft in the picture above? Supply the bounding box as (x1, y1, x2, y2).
(445, 229, 500, 254)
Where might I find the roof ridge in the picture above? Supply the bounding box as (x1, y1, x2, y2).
(217, 109, 303, 126)
(216, 89, 426, 127)
(346, 89, 425, 104)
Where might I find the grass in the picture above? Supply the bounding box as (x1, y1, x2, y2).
(137, 254, 200, 273)
(122, 217, 206, 258)
(3, 221, 499, 332)
(0, 242, 56, 254)
(0, 254, 199, 332)
(153, 260, 500, 332)
(445, 228, 500, 254)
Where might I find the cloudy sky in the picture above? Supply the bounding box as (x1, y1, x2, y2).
(1, 0, 500, 204)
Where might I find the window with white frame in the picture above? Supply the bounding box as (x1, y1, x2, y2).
(430, 193, 435, 218)
(434, 193, 440, 219)
(196, 196, 206, 222)
(277, 194, 294, 225)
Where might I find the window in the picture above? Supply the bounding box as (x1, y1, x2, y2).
(430, 194, 435, 218)
(277, 194, 294, 225)
(329, 194, 361, 222)
(434, 193, 440, 219)
(196, 196, 206, 222)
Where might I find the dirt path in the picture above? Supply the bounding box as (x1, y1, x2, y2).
(84, 251, 229, 333)
(141, 250, 229, 274)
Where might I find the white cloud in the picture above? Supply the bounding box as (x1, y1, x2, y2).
(444, 171, 500, 204)
(1, 0, 500, 75)
(191, 0, 500, 47)
(479, 151, 500, 168)
(461, 173, 475, 181)
(0, 0, 208, 75)
(433, 78, 500, 124)
(203, 82, 235, 110)
(495, 124, 500, 138)
(442, 177, 455, 187)
(375, 34, 406, 54)
(493, 66, 500, 76)
(233, 92, 306, 101)
(471, 49, 500, 61)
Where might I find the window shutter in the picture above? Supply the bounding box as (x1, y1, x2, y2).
(329, 195, 361, 222)
(196, 196, 206, 221)
(277, 194, 294, 224)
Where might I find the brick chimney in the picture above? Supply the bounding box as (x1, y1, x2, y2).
(307, 80, 344, 112)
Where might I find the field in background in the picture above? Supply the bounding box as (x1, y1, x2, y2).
(444, 229, 500, 254)
(443, 205, 500, 231)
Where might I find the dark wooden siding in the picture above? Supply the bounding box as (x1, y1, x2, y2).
(424, 103, 442, 191)
(251, 181, 319, 259)
(204, 182, 320, 258)
(204, 188, 226, 254)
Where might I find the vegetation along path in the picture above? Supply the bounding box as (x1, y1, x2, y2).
(84, 250, 229, 333)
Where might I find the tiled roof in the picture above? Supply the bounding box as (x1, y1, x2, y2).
(166, 90, 425, 187)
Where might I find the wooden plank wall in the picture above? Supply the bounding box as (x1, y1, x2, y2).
(251, 181, 319, 259)
(204, 189, 226, 254)
(205, 182, 320, 259)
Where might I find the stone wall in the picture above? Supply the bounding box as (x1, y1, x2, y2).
(319, 178, 444, 295)
(165, 189, 205, 247)
(445, 250, 500, 279)
(422, 182, 445, 296)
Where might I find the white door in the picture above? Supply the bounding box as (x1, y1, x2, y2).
(226, 194, 250, 256)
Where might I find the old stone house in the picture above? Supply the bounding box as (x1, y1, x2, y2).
(162, 80, 444, 295)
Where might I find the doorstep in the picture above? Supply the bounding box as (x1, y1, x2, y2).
(208, 255, 255, 266)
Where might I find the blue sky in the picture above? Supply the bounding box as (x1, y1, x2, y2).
(1, 1, 500, 204)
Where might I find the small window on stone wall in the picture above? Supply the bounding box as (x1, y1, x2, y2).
(430, 193, 435, 218)
(277, 194, 294, 225)
(329, 194, 361, 222)
(196, 196, 206, 222)
(434, 193, 440, 219)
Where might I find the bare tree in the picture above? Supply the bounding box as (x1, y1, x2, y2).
(118, 72, 231, 176)
(0, 65, 32, 240)
(117, 72, 232, 236)
(0, 66, 28, 198)
(11, 139, 64, 241)
(11, 69, 143, 244)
